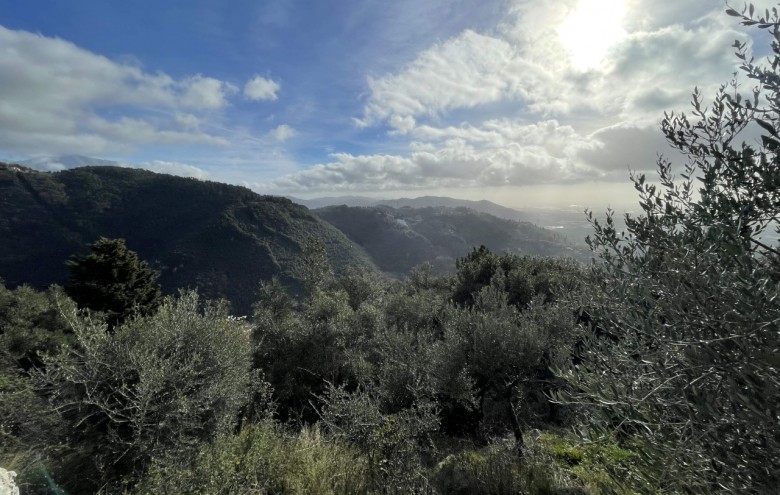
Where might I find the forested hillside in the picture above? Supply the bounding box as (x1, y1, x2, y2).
(315, 204, 588, 275)
(0, 164, 376, 313)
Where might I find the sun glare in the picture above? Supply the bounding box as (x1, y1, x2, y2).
(559, 0, 627, 70)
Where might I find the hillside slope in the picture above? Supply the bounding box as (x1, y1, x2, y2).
(314, 205, 589, 276)
(0, 164, 375, 313)
(295, 195, 595, 245)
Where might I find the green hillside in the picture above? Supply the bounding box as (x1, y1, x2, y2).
(315, 204, 589, 276)
(0, 163, 376, 313)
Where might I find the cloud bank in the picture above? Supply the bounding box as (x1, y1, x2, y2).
(271, 0, 752, 192)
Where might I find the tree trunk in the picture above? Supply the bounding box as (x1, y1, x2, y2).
(504, 385, 524, 454)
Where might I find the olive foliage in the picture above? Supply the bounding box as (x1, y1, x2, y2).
(36, 291, 256, 491)
(562, 5, 780, 493)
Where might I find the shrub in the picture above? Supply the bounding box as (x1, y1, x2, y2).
(36, 291, 255, 491)
(0, 283, 74, 371)
(320, 385, 439, 493)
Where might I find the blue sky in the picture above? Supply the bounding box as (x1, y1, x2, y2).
(0, 0, 773, 208)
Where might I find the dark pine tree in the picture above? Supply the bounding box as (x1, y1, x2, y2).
(66, 237, 161, 327)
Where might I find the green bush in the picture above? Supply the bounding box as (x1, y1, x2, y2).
(320, 385, 439, 493)
(452, 246, 583, 310)
(0, 283, 74, 371)
(36, 291, 256, 491)
(435, 283, 578, 445)
(252, 283, 361, 422)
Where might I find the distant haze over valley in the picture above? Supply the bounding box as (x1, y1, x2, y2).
(294, 195, 602, 247)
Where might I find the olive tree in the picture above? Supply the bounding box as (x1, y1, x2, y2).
(437, 279, 577, 449)
(37, 291, 256, 491)
(562, 5, 780, 493)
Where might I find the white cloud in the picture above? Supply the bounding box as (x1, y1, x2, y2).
(244, 75, 280, 101)
(133, 160, 210, 179)
(270, 119, 622, 192)
(0, 24, 239, 155)
(179, 75, 237, 110)
(86, 116, 229, 146)
(359, 30, 521, 128)
(389, 115, 416, 134)
(174, 113, 202, 129)
(272, 107, 715, 193)
(357, 2, 745, 129)
(296, 1, 756, 195)
(269, 124, 296, 141)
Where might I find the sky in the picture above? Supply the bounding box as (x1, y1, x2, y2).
(0, 0, 775, 210)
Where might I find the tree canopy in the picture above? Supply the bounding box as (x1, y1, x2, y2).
(65, 237, 162, 326)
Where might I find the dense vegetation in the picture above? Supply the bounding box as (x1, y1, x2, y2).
(0, 165, 376, 314)
(2, 4, 780, 494)
(65, 237, 162, 328)
(2, 245, 602, 494)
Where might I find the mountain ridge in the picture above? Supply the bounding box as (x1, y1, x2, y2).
(314, 204, 589, 276)
(291, 195, 525, 220)
(295, 195, 595, 245)
(0, 163, 376, 313)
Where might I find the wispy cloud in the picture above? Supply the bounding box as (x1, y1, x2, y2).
(0, 24, 240, 155)
(357, 30, 521, 131)
(134, 160, 210, 179)
(269, 124, 296, 141)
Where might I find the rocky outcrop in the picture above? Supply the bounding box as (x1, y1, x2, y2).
(0, 468, 19, 495)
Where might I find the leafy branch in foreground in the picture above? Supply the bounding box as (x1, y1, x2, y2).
(560, 4, 780, 494)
